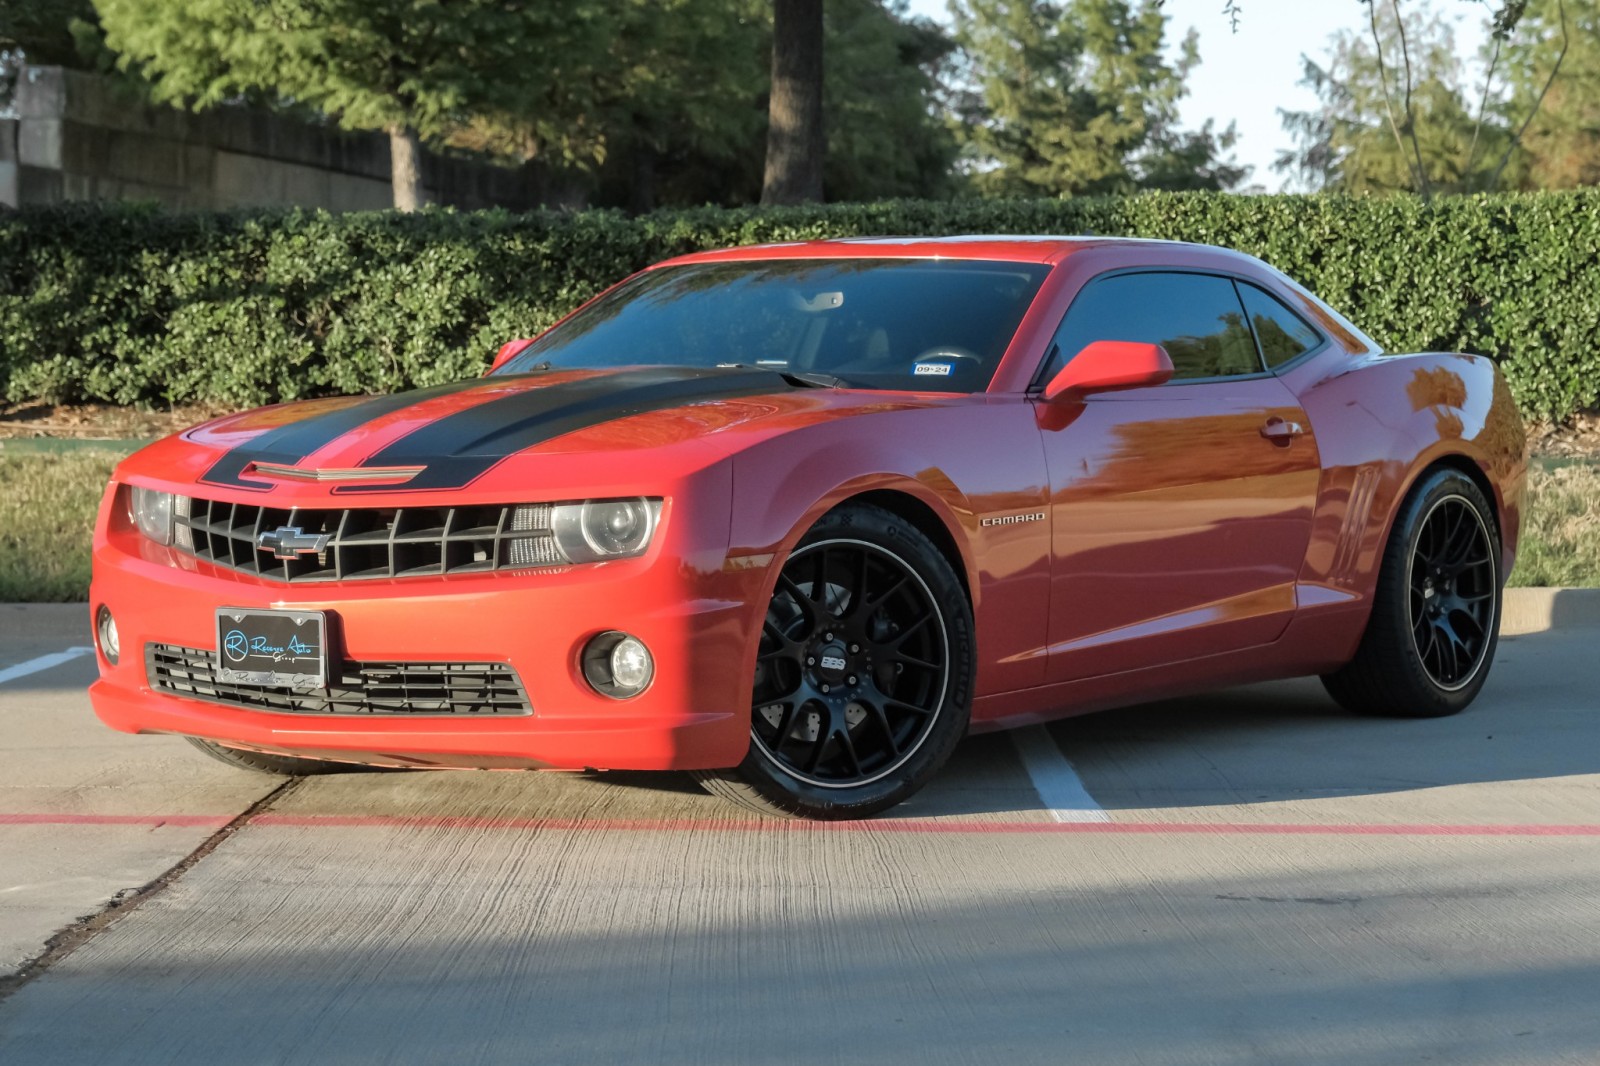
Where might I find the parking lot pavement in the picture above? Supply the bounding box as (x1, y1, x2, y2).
(1, 604, 1597, 1064)
(0, 606, 279, 973)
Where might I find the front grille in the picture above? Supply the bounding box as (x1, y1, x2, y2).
(146, 643, 531, 716)
(172, 496, 563, 582)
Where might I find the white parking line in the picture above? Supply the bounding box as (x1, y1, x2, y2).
(0, 647, 94, 686)
(1011, 725, 1111, 823)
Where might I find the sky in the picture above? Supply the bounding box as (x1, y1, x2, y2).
(904, 0, 1491, 191)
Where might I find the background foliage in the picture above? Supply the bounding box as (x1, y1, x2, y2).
(2, 191, 1598, 422)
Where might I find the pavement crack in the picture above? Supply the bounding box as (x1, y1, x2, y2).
(0, 777, 302, 1005)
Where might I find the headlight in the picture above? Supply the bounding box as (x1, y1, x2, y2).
(129, 487, 175, 546)
(555, 498, 656, 559)
(507, 497, 661, 566)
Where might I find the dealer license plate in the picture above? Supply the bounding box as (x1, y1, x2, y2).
(215, 609, 328, 689)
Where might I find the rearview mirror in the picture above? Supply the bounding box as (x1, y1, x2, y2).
(488, 338, 536, 374)
(1042, 341, 1173, 402)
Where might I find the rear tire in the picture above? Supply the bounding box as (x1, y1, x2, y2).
(185, 736, 380, 776)
(1321, 467, 1502, 718)
(694, 503, 973, 819)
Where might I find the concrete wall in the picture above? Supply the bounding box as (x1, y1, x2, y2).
(0, 118, 17, 207)
(2, 66, 538, 211)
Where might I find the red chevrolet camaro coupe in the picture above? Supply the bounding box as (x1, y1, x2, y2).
(88, 236, 1526, 818)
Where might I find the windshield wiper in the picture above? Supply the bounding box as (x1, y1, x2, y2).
(716, 363, 848, 389)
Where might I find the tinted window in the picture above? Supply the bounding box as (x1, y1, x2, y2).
(1046, 272, 1261, 382)
(1238, 283, 1323, 368)
(500, 259, 1051, 394)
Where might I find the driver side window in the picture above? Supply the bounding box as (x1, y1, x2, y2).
(1044, 272, 1263, 383)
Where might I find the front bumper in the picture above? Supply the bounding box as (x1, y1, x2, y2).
(88, 497, 764, 772)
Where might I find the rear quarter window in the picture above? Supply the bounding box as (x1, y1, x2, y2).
(1237, 282, 1324, 368)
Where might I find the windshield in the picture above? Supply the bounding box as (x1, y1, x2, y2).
(498, 258, 1052, 393)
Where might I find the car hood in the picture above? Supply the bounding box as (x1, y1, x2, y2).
(156, 366, 934, 498)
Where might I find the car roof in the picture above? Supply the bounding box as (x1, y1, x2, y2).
(658, 234, 1251, 268)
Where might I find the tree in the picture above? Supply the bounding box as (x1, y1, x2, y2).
(1276, 4, 1496, 193)
(1275, 0, 1583, 195)
(95, 0, 558, 210)
(824, 0, 958, 201)
(1137, 119, 1249, 191)
(0, 0, 108, 110)
(948, 0, 1244, 197)
(1498, 0, 1594, 188)
(602, 0, 768, 212)
(583, 0, 953, 211)
(763, 0, 826, 204)
(0, 0, 100, 66)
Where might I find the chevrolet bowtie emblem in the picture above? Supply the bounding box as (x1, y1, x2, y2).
(257, 526, 331, 560)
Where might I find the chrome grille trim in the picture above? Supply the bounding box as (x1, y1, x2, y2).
(172, 496, 561, 583)
(146, 643, 532, 717)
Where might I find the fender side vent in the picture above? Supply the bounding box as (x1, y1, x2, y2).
(1331, 466, 1379, 587)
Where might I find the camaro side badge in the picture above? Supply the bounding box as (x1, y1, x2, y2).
(257, 526, 331, 560)
(980, 512, 1046, 527)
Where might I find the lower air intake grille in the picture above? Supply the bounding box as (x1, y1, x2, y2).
(146, 643, 531, 717)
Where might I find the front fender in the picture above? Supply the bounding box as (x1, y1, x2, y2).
(726, 400, 1054, 697)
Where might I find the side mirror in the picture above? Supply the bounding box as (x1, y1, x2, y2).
(1042, 341, 1173, 402)
(488, 338, 536, 375)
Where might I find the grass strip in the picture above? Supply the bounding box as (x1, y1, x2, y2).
(1510, 464, 1600, 588)
(0, 451, 121, 602)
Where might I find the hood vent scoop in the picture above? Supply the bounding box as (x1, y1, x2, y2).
(247, 462, 424, 484)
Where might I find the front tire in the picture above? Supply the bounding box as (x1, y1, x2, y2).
(695, 503, 974, 819)
(1321, 467, 1502, 718)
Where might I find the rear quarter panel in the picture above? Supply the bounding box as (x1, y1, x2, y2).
(1283, 349, 1526, 620)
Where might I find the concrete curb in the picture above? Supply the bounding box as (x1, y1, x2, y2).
(1501, 588, 1600, 637)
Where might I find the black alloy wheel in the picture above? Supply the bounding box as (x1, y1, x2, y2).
(1406, 494, 1497, 691)
(752, 538, 949, 787)
(695, 504, 973, 818)
(1322, 467, 1502, 718)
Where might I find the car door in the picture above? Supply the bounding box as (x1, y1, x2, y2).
(1034, 270, 1324, 684)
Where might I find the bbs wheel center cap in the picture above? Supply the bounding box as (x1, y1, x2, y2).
(813, 642, 849, 683)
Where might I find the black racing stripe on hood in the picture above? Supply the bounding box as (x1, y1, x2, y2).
(337, 367, 787, 493)
(200, 378, 494, 489)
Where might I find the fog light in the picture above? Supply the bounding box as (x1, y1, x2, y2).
(96, 605, 120, 666)
(610, 636, 652, 691)
(582, 631, 654, 699)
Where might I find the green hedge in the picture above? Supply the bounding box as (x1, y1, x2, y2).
(2, 192, 1598, 422)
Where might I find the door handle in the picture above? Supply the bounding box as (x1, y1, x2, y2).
(1260, 418, 1304, 441)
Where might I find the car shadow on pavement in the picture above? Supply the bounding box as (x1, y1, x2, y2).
(1042, 627, 1598, 812)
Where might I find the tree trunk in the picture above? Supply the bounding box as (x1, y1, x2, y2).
(388, 125, 427, 211)
(629, 120, 658, 215)
(761, 0, 825, 206)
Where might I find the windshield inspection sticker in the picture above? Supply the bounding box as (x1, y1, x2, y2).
(914, 363, 953, 376)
